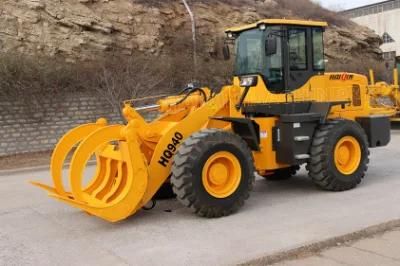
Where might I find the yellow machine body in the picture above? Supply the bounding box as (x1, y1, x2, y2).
(367, 69, 400, 120)
(32, 19, 397, 222)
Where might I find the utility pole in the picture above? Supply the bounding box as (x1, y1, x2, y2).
(181, 0, 198, 80)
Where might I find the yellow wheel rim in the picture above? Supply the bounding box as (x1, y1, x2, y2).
(334, 136, 362, 175)
(202, 151, 242, 198)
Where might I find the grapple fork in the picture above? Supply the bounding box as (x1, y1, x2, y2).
(31, 118, 150, 222)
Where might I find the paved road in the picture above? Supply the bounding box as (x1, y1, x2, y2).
(275, 228, 400, 266)
(1, 130, 400, 266)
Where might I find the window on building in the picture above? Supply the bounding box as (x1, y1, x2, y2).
(382, 51, 396, 60)
(382, 32, 395, 44)
(346, 0, 400, 18)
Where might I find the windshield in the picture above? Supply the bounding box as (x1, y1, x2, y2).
(234, 27, 284, 91)
(234, 29, 264, 76)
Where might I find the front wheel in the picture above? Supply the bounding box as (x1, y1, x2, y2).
(307, 120, 370, 191)
(171, 129, 255, 218)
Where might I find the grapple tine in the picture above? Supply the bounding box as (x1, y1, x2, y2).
(49, 119, 108, 196)
(103, 161, 124, 203)
(91, 158, 118, 200)
(84, 156, 107, 194)
(106, 162, 128, 203)
(30, 181, 57, 194)
(48, 193, 99, 215)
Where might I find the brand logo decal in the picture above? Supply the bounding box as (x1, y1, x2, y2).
(329, 73, 354, 81)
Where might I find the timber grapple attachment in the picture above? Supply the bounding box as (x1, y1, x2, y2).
(31, 118, 149, 222)
(31, 88, 220, 222)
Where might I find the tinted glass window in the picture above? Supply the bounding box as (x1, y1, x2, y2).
(265, 26, 284, 91)
(235, 29, 264, 76)
(288, 29, 307, 70)
(312, 28, 325, 70)
(234, 27, 284, 92)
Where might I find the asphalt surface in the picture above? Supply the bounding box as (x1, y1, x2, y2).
(1, 130, 400, 266)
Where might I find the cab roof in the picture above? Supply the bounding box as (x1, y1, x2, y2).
(225, 19, 328, 33)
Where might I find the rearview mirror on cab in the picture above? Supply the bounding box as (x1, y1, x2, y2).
(265, 37, 277, 56)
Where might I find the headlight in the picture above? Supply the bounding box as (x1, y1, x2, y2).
(226, 32, 237, 40)
(240, 76, 258, 87)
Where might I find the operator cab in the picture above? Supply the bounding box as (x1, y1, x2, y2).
(225, 19, 327, 93)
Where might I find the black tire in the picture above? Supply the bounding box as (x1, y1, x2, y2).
(263, 166, 300, 181)
(307, 119, 369, 191)
(153, 181, 175, 200)
(171, 129, 255, 218)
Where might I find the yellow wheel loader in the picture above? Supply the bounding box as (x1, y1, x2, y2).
(32, 19, 397, 222)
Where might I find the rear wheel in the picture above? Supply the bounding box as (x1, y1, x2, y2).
(171, 129, 255, 218)
(263, 166, 300, 181)
(308, 120, 369, 191)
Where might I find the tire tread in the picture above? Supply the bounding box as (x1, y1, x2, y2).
(308, 120, 370, 191)
(171, 129, 255, 218)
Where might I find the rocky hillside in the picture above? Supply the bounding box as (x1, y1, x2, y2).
(0, 0, 384, 77)
(1, 1, 382, 59)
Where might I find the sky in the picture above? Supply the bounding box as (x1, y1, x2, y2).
(318, 0, 385, 10)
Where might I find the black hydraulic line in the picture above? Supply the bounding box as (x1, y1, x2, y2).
(173, 88, 208, 106)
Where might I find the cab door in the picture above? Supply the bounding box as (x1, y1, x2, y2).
(285, 26, 325, 91)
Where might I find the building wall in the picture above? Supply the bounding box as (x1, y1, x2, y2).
(342, 0, 400, 64)
(351, 8, 400, 55)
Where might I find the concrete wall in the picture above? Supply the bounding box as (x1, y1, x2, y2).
(0, 93, 122, 157)
(351, 8, 400, 54)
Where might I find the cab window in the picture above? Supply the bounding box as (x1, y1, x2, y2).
(235, 29, 265, 76)
(265, 26, 284, 92)
(288, 29, 307, 70)
(312, 28, 325, 70)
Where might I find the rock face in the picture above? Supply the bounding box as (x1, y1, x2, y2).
(0, 0, 382, 65)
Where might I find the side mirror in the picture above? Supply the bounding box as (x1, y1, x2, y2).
(223, 44, 231, 60)
(265, 37, 277, 56)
